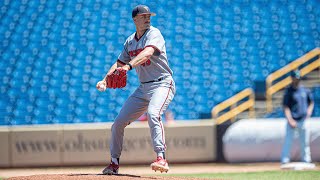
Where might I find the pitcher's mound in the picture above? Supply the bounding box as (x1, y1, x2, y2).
(7, 173, 208, 180)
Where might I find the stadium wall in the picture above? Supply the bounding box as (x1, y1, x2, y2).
(2, 118, 319, 167)
(0, 121, 216, 167)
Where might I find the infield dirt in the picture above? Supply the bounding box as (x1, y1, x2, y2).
(2, 163, 319, 180)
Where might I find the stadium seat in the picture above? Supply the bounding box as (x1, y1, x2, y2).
(0, 0, 319, 123)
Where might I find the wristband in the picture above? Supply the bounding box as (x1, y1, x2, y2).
(127, 63, 133, 70)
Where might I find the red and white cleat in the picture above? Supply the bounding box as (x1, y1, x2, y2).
(102, 162, 119, 175)
(150, 157, 169, 173)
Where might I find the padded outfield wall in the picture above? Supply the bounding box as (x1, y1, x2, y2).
(0, 121, 216, 167)
(1, 118, 320, 167)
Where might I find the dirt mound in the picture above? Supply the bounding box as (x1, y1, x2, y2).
(6, 173, 209, 180)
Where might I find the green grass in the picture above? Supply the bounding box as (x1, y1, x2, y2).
(161, 171, 320, 180)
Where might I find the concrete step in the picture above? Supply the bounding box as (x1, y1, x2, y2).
(236, 111, 250, 120)
(305, 70, 320, 78)
(273, 91, 285, 100)
(253, 100, 268, 118)
(255, 101, 267, 109)
(236, 110, 267, 120)
(301, 80, 320, 87)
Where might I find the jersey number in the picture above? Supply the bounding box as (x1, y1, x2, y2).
(141, 59, 151, 67)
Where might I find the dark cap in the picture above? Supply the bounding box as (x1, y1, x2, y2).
(132, 5, 156, 18)
(290, 70, 301, 79)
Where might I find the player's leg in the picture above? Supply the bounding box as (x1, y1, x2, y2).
(147, 84, 175, 172)
(110, 95, 148, 158)
(103, 89, 148, 174)
(281, 122, 295, 164)
(298, 120, 311, 163)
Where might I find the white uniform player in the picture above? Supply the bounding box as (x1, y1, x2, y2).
(100, 5, 175, 175)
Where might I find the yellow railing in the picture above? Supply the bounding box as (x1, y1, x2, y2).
(212, 88, 255, 125)
(266, 47, 320, 112)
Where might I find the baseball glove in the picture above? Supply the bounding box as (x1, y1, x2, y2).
(106, 68, 127, 89)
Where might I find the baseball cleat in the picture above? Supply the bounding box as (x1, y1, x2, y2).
(102, 162, 119, 175)
(150, 156, 169, 173)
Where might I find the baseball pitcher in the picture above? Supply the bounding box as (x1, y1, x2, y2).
(96, 5, 175, 174)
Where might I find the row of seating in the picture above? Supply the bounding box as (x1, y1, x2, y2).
(1, 0, 319, 125)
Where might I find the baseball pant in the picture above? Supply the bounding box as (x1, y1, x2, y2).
(110, 79, 175, 158)
(281, 120, 311, 163)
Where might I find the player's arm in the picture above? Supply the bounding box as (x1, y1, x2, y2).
(306, 90, 314, 119)
(306, 101, 314, 119)
(121, 47, 155, 71)
(284, 106, 297, 128)
(283, 106, 294, 122)
(283, 90, 297, 128)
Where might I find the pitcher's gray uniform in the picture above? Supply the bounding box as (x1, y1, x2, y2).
(110, 26, 175, 158)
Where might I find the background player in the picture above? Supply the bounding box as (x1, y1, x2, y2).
(281, 70, 314, 164)
(97, 5, 176, 175)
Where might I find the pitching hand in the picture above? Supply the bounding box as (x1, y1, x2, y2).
(96, 80, 107, 92)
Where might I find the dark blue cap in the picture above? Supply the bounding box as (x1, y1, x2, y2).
(132, 5, 156, 18)
(291, 70, 301, 79)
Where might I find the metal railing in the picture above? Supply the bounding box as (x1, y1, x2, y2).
(212, 88, 255, 124)
(266, 47, 320, 112)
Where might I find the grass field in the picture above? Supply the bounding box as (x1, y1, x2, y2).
(161, 170, 320, 180)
